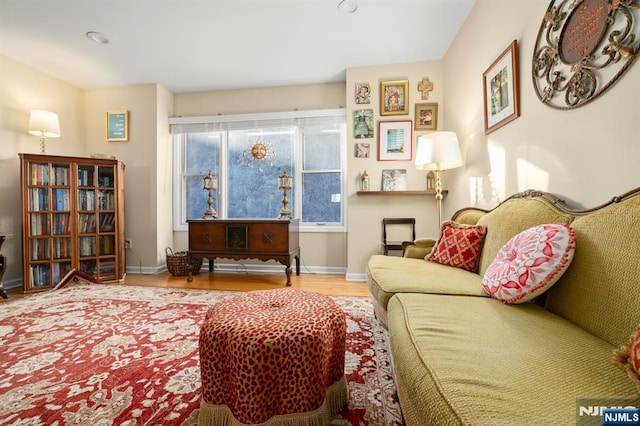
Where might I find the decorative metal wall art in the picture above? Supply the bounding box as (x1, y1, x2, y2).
(242, 139, 276, 172)
(532, 0, 639, 110)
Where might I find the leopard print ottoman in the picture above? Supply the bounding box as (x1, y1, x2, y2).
(198, 288, 347, 425)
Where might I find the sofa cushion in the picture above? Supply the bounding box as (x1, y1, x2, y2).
(545, 192, 640, 347)
(387, 293, 640, 425)
(481, 223, 575, 304)
(427, 221, 486, 273)
(476, 197, 574, 276)
(614, 325, 640, 392)
(366, 255, 487, 314)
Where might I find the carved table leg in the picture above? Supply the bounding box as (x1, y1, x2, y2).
(285, 266, 292, 286)
(0, 235, 7, 298)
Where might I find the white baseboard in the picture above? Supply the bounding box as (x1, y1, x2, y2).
(1, 278, 22, 291)
(345, 272, 367, 282)
(128, 262, 347, 276)
(2, 265, 355, 290)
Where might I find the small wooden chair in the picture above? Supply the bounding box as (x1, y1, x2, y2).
(382, 218, 416, 255)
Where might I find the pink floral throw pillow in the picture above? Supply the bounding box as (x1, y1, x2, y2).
(427, 221, 487, 273)
(614, 325, 640, 393)
(481, 223, 576, 304)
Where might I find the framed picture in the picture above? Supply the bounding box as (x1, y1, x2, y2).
(382, 169, 407, 191)
(106, 110, 129, 142)
(380, 80, 409, 115)
(483, 40, 520, 134)
(378, 120, 413, 161)
(355, 83, 371, 104)
(414, 103, 438, 130)
(353, 109, 374, 139)
(354, 143, 370, 158)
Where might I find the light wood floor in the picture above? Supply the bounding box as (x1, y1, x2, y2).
(1, 271, 371, 302)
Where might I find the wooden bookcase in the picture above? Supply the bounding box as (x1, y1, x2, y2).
(19, 153, 126, 292)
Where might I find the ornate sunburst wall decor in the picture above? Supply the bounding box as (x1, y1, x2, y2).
(532, 0, 639, 110)
(242, 139, 276, 172)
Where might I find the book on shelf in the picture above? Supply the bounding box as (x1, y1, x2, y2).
(52, 165, 69, 186)
(30, 164, 50, 186)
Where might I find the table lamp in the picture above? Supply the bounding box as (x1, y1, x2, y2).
(202, 171, 219, 219)
(414, 131, 464, 227)
(29, 110, 60, 153)
(277, 169, 293, 219)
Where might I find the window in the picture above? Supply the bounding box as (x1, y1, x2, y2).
(171, 109, 346, 232)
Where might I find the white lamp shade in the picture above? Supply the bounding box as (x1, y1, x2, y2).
(28, 110, 60, 138)
(415, 131, 464, 171)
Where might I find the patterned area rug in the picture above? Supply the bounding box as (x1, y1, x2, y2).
(0, 284, 403, 425)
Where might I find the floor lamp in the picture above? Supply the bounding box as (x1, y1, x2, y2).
(414, 131, 464, 229)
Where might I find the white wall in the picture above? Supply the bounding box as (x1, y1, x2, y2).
(345, 61, 447, 279)
(443, 0, 640, 214)
(172, 83, 348, 272)
(83, 84, 170, 270)
(0, 53, 85, 285)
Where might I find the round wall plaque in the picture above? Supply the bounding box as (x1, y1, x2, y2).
(532, 0, 639, 110)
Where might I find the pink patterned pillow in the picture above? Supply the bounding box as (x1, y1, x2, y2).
(614, 325, 640, 393)
(427, 221, 487, 273)
(481, 223, 576, 304)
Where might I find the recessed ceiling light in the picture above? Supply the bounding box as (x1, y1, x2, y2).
(86, 31, 109, 44)
(337, 0, 357, 13)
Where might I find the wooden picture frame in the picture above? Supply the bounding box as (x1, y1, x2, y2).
(378, 120, 412, 161)
(414, 103, 438, 130)
(483, 40, 519, 134)
(106, 110, 129, 142)
(380, 80, 409, 115)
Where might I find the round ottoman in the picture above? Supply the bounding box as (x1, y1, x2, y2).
(198, 288, 347, 425)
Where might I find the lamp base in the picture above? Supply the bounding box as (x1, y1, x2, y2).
(277, 209, 292, 220)
(435, 169, 444, 230)
(202, 189, 218, 219)
(202, 209, 219, 220)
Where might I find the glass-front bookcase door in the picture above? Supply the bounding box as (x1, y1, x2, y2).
(25, 160, 73, 289)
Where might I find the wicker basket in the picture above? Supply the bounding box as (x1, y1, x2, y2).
(165, 247, 203, 276)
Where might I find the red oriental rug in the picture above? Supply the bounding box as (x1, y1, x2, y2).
(0, 284, 403, 425)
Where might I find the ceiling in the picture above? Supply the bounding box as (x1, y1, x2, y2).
(0, 0, 475, 94)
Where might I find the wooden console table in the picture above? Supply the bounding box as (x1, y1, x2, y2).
(187, 219, 300, 286)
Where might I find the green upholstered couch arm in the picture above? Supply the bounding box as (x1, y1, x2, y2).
(403, 238, 436, 259)
(403, 207, 488, 259)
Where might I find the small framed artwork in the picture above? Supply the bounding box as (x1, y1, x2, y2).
(106, 110, 129, 142)
(378, 120, 413, 161)
(415, 103, 438, 130)
(354, 143, 370, 158)
(483, 40, 520, 134)
(355, 83, 371, 104)
(382, 169, 407, 191)
(353, 109, 374, 139)
(380, 80, 409, 115)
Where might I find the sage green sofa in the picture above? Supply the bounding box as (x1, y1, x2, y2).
(367, 189, 640, 425)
